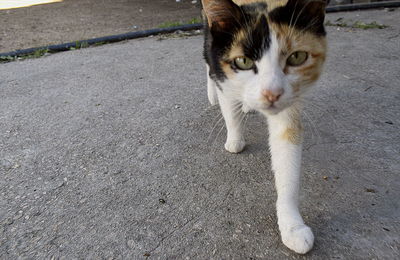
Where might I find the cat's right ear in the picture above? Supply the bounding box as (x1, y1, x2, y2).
(201, 0, 241, 31)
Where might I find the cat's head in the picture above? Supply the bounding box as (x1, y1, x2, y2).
(203, 0, 327, 115)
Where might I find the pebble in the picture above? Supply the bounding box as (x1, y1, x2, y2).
(13, 211, 23, 220)
(127, 239, 135, 248)
(1, 159, 13, 170)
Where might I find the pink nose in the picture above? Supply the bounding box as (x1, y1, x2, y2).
(261, 89, 284, 103)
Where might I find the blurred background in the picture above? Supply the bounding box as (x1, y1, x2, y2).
(0, 0, 395, 53)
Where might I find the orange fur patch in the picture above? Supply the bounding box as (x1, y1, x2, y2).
(220, 29, 248, 76)
(282, 127, 302, 144)
(269, 20, 327, 91)
(280, 107, 303, 144)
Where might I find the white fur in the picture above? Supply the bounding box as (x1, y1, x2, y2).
(206, 65, 218, 106)
(208, 32, 315, 254)
(217, 88, 246, 153)
(267, 109, 314, 254)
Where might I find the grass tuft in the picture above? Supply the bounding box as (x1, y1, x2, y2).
(0, 48, 49, 63)
(325, 19, 388, 30)
(158, 17, 202, 28)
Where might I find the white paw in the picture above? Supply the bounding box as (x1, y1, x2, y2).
(281, 224, 314, 254)
(224, 140, 246, 153)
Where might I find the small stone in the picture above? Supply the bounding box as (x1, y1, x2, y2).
(323, 176, 328, 180)
(13, 211, 23, 220)
(1, 159, 13, 170)
(127, 240, 135, 248)
(159, 199, 166, 204)
(12, 163, 20, 169)
(5, 218, 14, 225)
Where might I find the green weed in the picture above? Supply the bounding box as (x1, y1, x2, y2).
(158, 17, 202, 28)
(325, 19, 388, 30)
(352, 21, 388, 30)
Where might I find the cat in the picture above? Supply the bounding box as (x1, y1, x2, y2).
(201, 0, 327, 254)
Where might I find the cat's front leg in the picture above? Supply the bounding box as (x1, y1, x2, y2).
(267, 107, 314, 254)
(206, 65, 218, 106)
(217, 89, 245, 153)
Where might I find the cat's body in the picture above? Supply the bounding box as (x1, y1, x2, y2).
(201, 0, 327, 254)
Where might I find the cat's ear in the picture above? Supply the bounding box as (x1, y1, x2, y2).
(201, 0, 241, 31)
(293, 0, 327, 29)
(302, 0, 328, 19)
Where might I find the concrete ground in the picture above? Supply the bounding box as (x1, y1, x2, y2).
(1, 8, 399, 260)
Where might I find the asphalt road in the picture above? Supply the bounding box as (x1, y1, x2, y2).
(1, 9, 399, 260)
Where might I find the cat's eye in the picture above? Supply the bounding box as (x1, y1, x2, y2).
(287, 51, 308, 66)
(233, 56, 254, 70)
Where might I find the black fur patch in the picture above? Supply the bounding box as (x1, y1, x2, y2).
(268, 0, 326, 36)
(242, 14, 270, 61)
(203, 3, 270, 84)
(203, 21, 237, 85)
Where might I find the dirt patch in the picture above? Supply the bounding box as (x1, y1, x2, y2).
(0, 0, 202, 53)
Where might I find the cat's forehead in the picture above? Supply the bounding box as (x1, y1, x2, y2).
(235, 0, 286, 5)
(234, 0, 326, 36)
(227, 0, 326, 56)
(236, 0, 288, 12)
(224, 4, 326, 62)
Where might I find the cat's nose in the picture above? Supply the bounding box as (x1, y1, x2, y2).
(261, 89, 284, 103)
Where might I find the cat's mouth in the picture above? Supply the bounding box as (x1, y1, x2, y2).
(263, 106, 282, 115)
(252, 103, 284, 115)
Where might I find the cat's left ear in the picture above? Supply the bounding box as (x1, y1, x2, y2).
(295, 0, 328, 32)
(201, 0, 241, 31)
(303, 0, 328, 20)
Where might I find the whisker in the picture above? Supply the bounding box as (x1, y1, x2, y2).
(211, 122, 226, 153)
(207, 113, 224, 143)
(302, 109, 321, 144)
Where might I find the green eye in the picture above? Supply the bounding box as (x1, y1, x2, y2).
(233, 56, 254, 70)
(287, 51, 308, 66)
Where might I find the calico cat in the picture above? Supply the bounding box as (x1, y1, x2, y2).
(202, 0, 327, 254)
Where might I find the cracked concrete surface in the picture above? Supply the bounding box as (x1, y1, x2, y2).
(1, 9, 399, 259)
